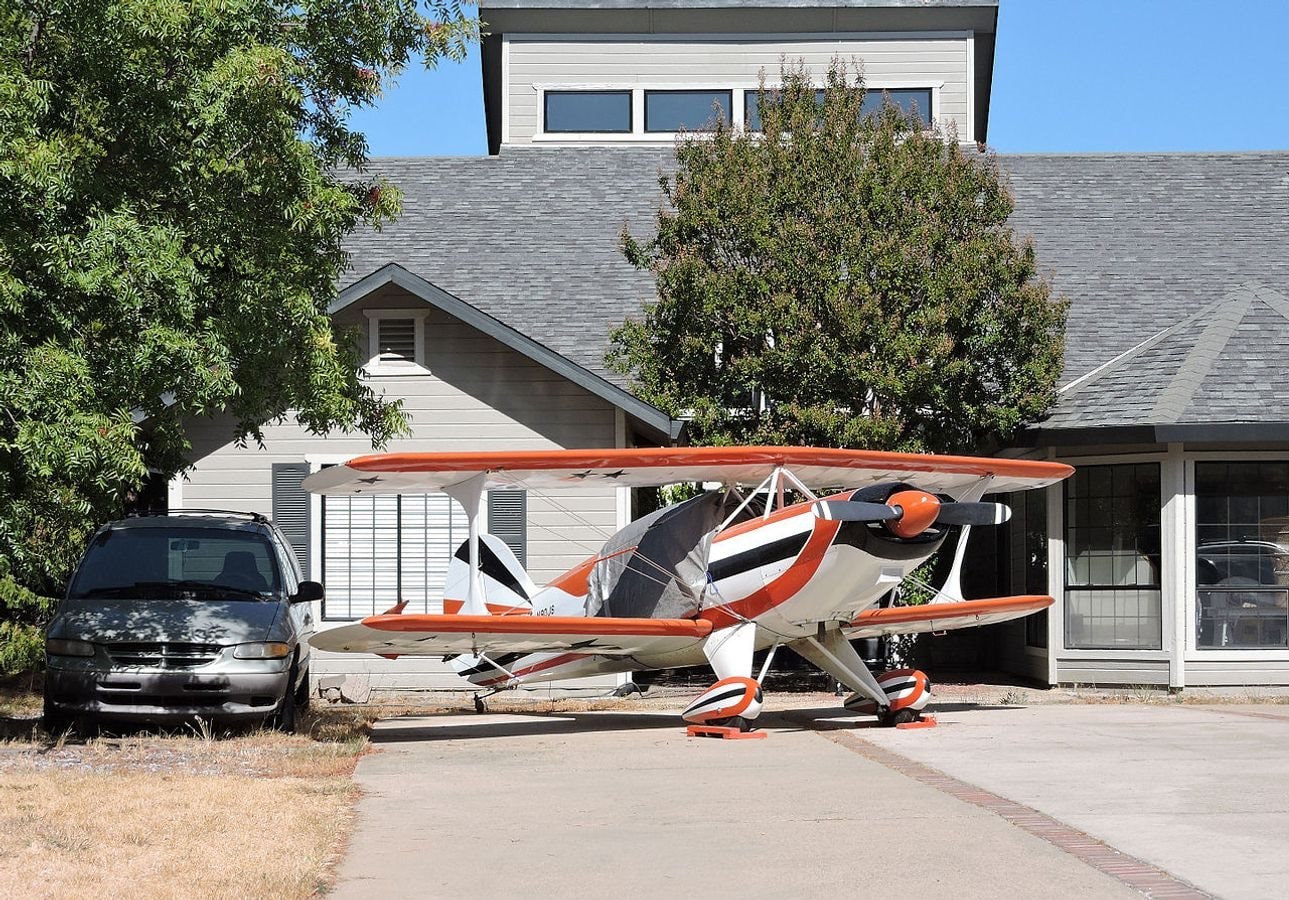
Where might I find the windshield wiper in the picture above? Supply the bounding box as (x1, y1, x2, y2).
(73, 581, 267, 600)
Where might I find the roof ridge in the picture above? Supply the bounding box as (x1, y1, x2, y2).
(1057, 302, 1218, 397)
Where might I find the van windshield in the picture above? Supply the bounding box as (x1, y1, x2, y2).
(69, 528, 281, 599)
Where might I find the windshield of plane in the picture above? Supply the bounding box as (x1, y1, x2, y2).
(68, 527, 281, 600)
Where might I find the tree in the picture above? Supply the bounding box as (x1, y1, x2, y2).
(0, 0, 476, 669)
(611, 60, 1067, 454)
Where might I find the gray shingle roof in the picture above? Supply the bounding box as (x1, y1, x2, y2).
(341, 148, 1289, 433)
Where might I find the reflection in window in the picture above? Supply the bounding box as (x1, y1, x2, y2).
(744, 87, 932, 131)
(1195, 462, 1289, 649)
(644, 90, 731, 132)
(544, 91, 632, 133)
(1064, 464, 1162, 649)
(861, 88, 933, 126)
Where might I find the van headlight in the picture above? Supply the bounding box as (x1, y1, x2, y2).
(47, 639, 95, 657)
(233, 642, 291, 660)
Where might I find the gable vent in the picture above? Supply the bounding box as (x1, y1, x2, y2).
(378, 318, 417, 363)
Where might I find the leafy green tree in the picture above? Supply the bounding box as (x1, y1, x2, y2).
(611, 60, 1067, 454)
(0, 0, 476, 671)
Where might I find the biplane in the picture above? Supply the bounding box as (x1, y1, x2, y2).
(305, 447, 1071, 731)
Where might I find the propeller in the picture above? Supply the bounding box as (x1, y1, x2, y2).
(813, 490, 1011, 539)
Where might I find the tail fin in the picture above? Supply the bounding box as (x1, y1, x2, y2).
(443, 533, 537, 615)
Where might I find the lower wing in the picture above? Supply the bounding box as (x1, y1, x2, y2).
(312, 613, 713, 657)
(845, 595, 1053, 639)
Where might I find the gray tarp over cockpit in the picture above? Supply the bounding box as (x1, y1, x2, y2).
(585, 492, 735, 620)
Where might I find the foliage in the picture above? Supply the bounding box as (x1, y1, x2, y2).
(611, 59, 1067, 454)
(0, 1, 476, 667)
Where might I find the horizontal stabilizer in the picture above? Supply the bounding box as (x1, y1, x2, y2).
(311, 613, 713, 658)
(846, 595, 1052, 639)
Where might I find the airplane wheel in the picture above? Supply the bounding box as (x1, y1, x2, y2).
(474, 696, 487, 714)
(881, 708, 918, 727)
(714, 715, 751, 733)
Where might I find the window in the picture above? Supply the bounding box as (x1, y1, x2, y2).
(861, 88, 933, 126)
(1064, 463, 1162, 649)
(364, 310, 426, 372)
(321, 493, 468, 620)
(1195, 462, 1289, 649)
(544, 90, 631, 133)
(644, 90, 731, 132)
(744, 87, 933, 132)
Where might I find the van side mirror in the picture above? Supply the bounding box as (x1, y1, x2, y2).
(292, 581, 325, 604)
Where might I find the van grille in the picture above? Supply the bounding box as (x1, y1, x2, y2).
(106, 643, 222, 669)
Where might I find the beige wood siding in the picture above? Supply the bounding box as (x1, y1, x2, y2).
(1181, 660, 1289, 686)
(1054, 657, 1171, 686)
(178, 284, 624, 686)
(507, 35, 970, 144)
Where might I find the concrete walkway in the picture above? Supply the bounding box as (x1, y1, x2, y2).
(331, 705, 1155, 899)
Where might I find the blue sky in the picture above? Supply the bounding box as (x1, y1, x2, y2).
(351, 0, 1289, 157)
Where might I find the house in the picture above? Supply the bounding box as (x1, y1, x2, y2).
(175, 0, 1289, 690)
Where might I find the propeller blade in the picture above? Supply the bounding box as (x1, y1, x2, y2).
(934, 502, 1012, 526)
(813, 500, 900, 522)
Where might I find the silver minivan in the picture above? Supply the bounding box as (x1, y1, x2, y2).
(44, 511, 320, 732)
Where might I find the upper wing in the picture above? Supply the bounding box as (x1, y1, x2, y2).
(845, 595, 1053, 639)
(311, 613, 713, 657)
(304, 446, 1072, 496)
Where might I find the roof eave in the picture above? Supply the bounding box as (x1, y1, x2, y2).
(332, 264, 682, 444)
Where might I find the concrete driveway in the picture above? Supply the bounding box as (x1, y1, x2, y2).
(858, 703, 1289, 900)
(325, 695, 1289, 899)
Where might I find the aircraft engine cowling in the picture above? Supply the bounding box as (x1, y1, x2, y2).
(843, 669, 932, 716)
(682, 676, 763, 724)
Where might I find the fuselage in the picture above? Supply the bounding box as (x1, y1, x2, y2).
(456, 491, 948, 687)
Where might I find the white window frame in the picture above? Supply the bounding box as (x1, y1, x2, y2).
(1046, 450, 1173, 665)
(364, 308, 428, 375)
(1183, 450, 1289, 664)
(529, 81, 943, 144)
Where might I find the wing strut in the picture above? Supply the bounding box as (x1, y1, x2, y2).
(444, 472, 489, 617)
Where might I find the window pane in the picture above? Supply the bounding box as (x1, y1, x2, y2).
(645, 90, 731, 132)
(861, 88, 933, 126)
(1064, 463, 1162, 649)
(544, 91, 631, 133)
(1194, 461, 1289, 649)
(744, 89, 824, 132)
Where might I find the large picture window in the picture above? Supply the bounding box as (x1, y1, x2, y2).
(321, 493, 467, 620)
(1064, 463, 1162, 649)
(1195, 462, 1289, 649)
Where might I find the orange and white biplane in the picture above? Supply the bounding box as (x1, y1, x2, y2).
(305, 447, 1071, 731)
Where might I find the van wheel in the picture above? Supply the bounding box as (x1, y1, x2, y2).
(272, 668, 299, 733)
(42, 697, 74, 737)
(293, 664, 311, 711)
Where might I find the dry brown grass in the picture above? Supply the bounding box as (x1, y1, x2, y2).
(0, 705, 370, 898)
(0, 773, 355, 899)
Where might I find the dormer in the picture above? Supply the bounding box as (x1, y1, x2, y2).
(479, 0, 998, 154)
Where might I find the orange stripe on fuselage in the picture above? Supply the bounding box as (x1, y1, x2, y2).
(703, 517, 842, 629)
